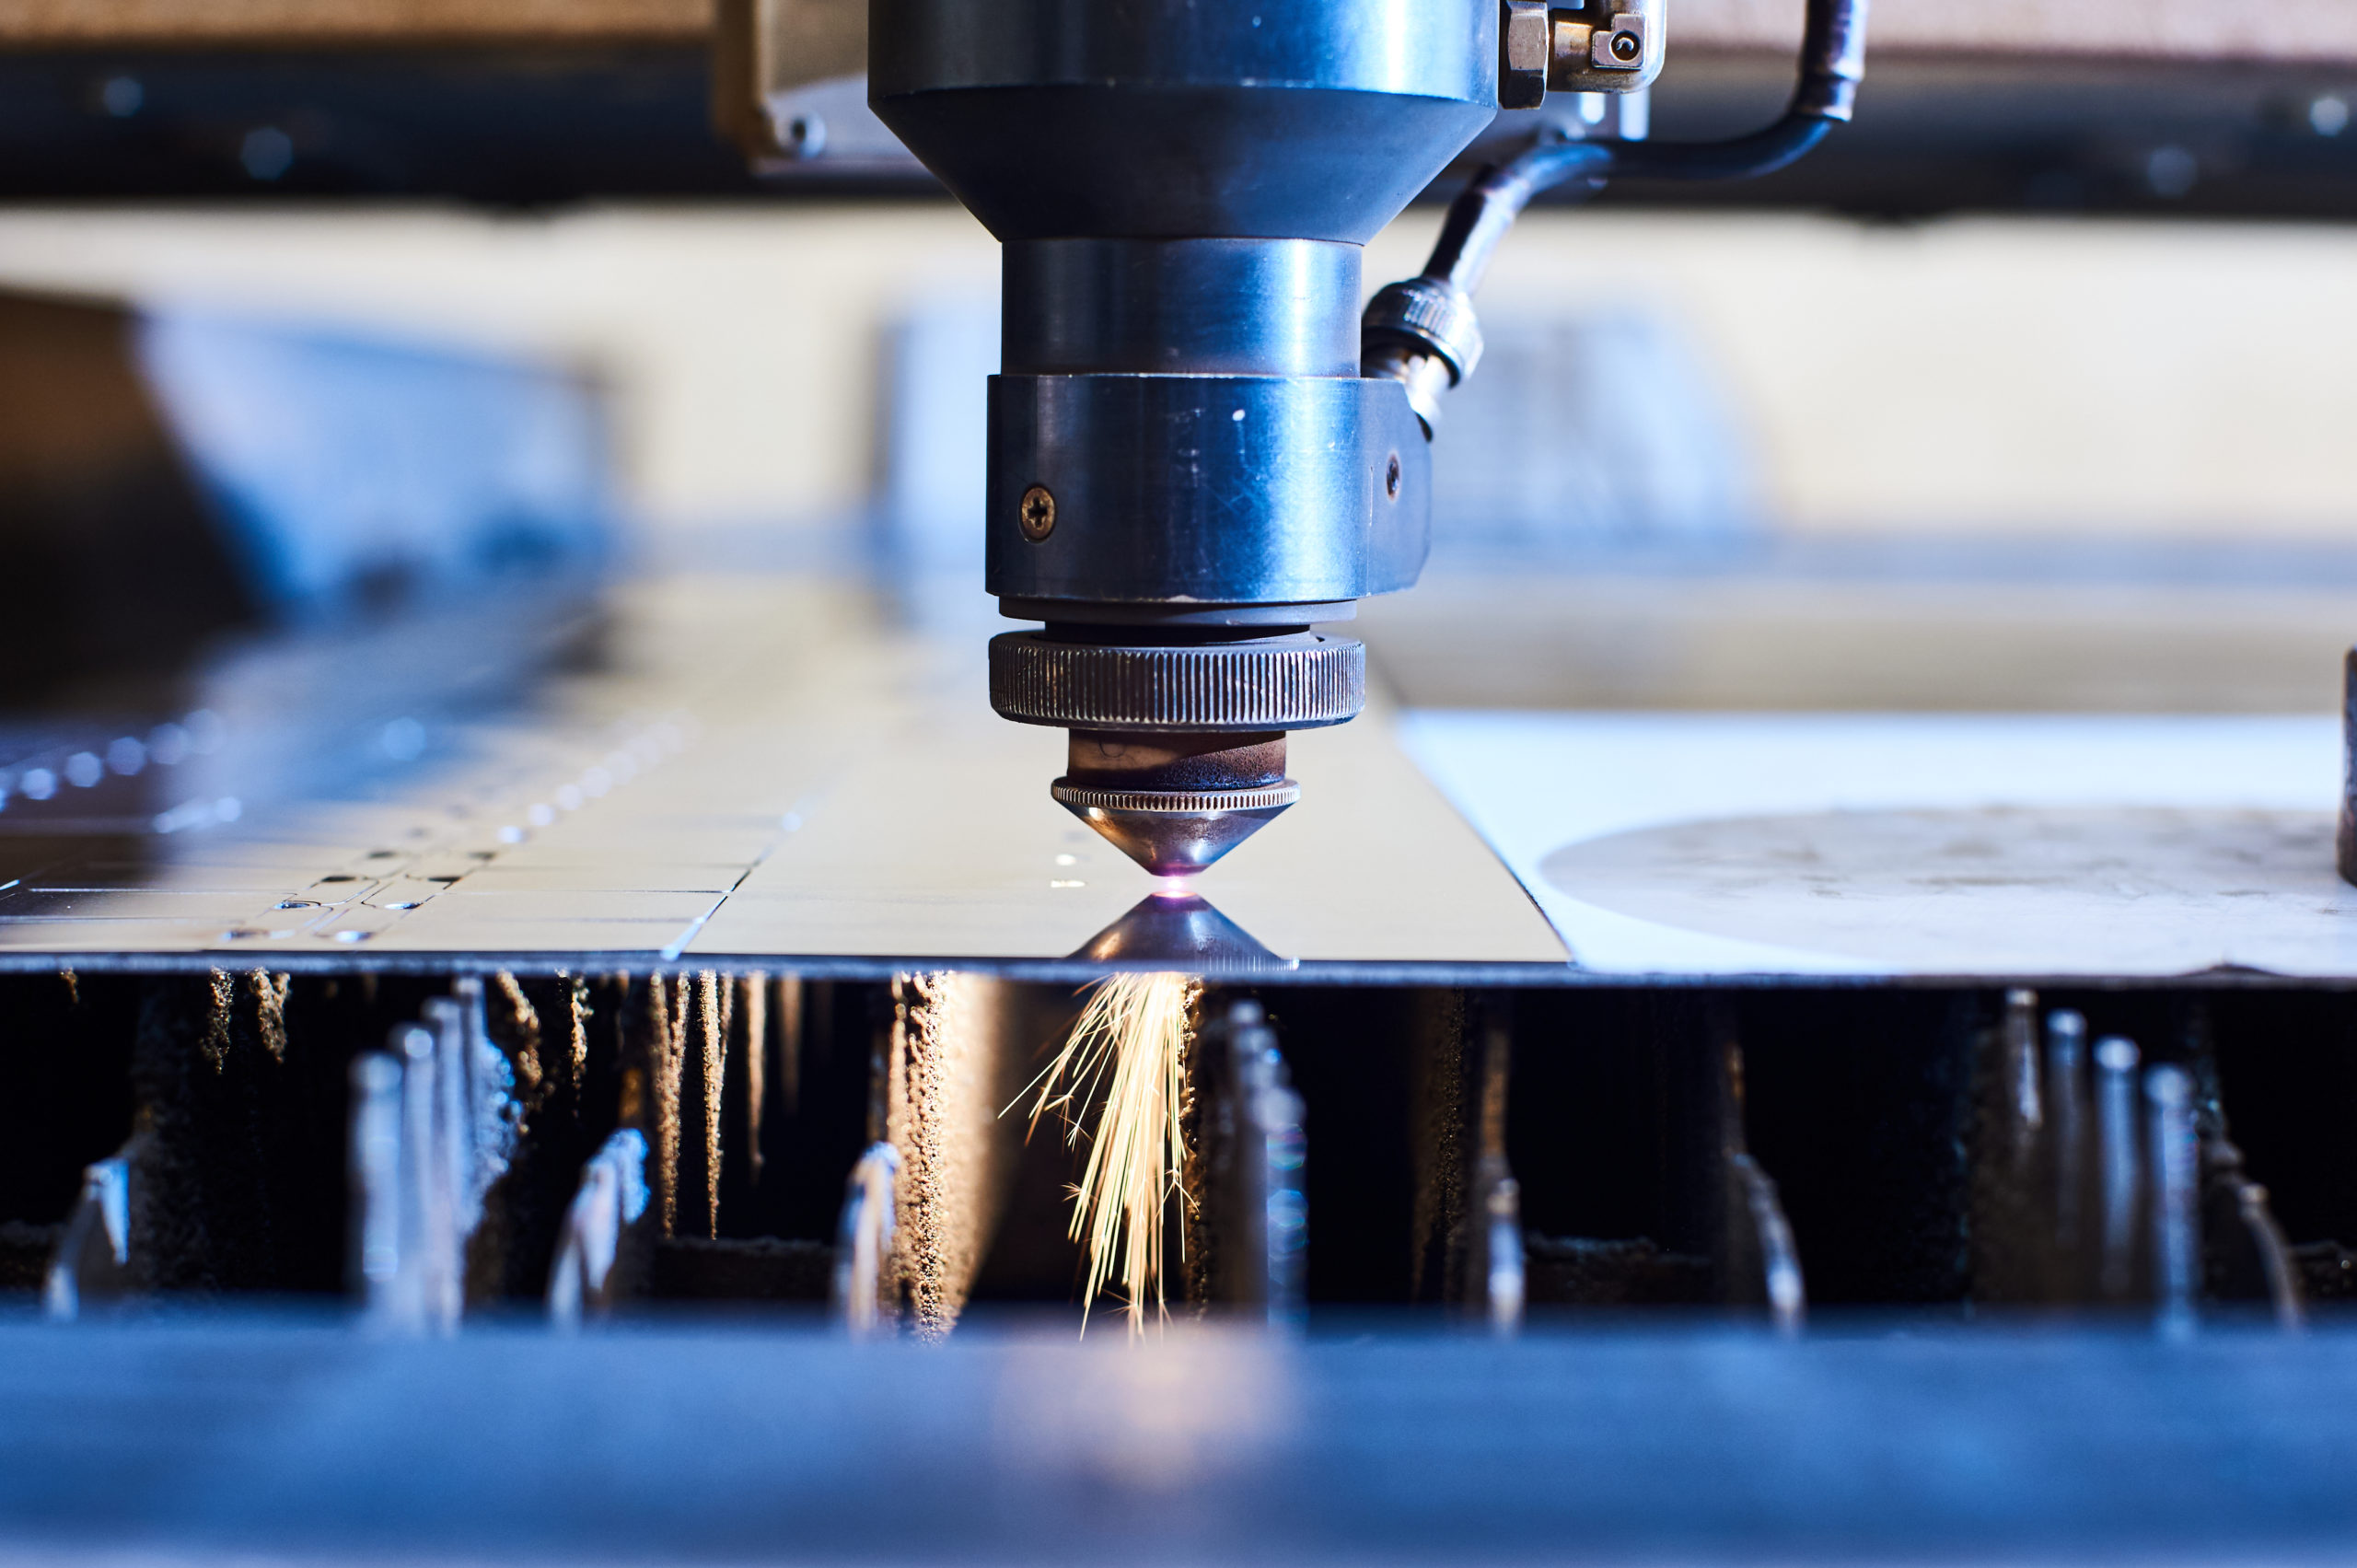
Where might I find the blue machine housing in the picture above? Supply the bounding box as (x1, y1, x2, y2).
(872, 0, 1495, 624)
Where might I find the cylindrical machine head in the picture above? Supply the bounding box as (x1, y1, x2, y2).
(872, 0, 1495, 877)
(870, 0, 1499, 246)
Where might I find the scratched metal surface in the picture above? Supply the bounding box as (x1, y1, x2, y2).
(9, 1316, 2357, 1567)
(0, 575, 1565, 973)
(1402, 711, 2357, 980)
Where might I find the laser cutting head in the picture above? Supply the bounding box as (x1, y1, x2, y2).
(866, 0, 1860, 877)
(868, 0, 1488, 877)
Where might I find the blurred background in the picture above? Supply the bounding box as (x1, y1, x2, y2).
(4, 0, 2357, 714)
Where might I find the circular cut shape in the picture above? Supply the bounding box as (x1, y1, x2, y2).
(1539, 807, 2335, 974)
(990, 632, 1364, 732)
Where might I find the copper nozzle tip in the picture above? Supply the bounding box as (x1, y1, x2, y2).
(1051, 780, 1298, 877)
(1055, 729, 1295, 876)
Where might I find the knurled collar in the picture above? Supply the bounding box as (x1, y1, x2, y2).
(1361, 277, 1484, 383)
(990, 632, 1365, 732)
(1051, 781, 1303, 814)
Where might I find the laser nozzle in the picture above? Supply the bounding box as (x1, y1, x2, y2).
(1054, 727, 1295, 877)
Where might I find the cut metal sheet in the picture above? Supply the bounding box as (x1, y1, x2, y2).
(0, 577, 1563, 973)
(691, 686, 1565, 968)
(1400, 712, 2356, 979)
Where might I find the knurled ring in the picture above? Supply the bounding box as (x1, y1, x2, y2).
(990, 631, 1366, 732)
(1051, 781, 1302, 814)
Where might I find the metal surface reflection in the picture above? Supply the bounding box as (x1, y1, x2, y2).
(1070, 890, 1296, 975)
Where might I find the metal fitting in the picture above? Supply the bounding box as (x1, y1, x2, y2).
(1363, 277, 1484, 434)
(1363, 277, 1484, 384)
(1361, 345, 1454, 436)
(1500, 0, 1551, 110)
(1548, 0, 1666, 94)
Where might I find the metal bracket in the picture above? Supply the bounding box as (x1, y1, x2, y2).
(1549, 0, 1666, 94)
(713, 0, 899, 166)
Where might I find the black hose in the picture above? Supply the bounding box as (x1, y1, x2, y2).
(1421, 0, 1868, 296)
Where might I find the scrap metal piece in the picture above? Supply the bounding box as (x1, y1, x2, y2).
(392, 1021, 462, 1331)
(353, 983, 520, 1334)
(2002, 988, 2045, 1171)
(1971, 988, 2058, 1304)
(1192, 1001, 1308, 1331)
(1481, 1174, 1527, 1335)
(41, 1150, 132, 1322)
(2145, 1064, 2199, 1338)
(2096, 1035, 2144, 1302)
(1731, 1153, 1805, 1337)
(424, 977, 521, 1239)
(1713, 1020, 1806, 1332)
(547, 1130, 653, 1329)
(1250, 1023, 1310, 1335)
(2236, 1180, 2307, 1332)
(1465, 997, 1526, 1336)
(832, 1141, 901, 1338)
(2048, 1009, 2089, 1255)
(348, 1053, 403, 1300)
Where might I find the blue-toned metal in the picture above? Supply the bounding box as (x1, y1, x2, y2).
(873, 0, 1486, 625)
(870, 0, 1497, 243)
(1002, 239, 1361, 378)
(876, 0, 1493, 859)
(986, 374, 1428, 609)
(872, 0, 1492, 97)
(21, 1318, 2357, 1562)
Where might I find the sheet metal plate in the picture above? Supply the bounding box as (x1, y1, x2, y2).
(0, 577, 1564, 973)
(1402, 712, 2357, 980)
(691, 688, 1563, 967)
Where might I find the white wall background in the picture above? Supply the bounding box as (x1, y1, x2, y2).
(0, 201, 2351, 541)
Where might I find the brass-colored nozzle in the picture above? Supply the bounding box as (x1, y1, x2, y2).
(1053, 730, 1297, 877)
